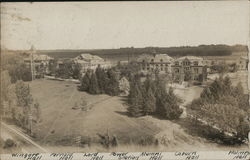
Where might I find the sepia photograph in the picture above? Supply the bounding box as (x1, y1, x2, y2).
(0, 1, 250, 156)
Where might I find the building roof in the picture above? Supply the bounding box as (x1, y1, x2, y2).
(137, 54, 173, 62)
(137, 54, 154, 62)
(240, 56, 248, 60)
(176, 56, 203, 61)
(174, 56, 204, 66)
(154, 54, 174, 62)
(24, 54, 53, 61)
(74, 53, 104, 64)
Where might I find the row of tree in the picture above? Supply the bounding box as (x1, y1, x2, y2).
(79, 67, 120, 96)
(2, 54, 32, 83)
(1, 70, 41, 135)
(209, 63, 238, 74)
(127, 75, 183, 119)
(188, 76, 250, 144)
(52, 60, 81, 79)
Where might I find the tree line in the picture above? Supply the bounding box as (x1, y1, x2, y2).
(53, 60, 81, 79)
(127, 75, 183, 119)
(79, 67, 120, 96)
(2, 54, 32, 83)
(188, 76, 250, 144)
(1, 70, 41, 136)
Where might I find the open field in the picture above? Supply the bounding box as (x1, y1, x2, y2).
(25, 79, 248, 152)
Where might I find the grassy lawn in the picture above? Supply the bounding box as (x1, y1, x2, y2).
(29, 79, 160, 146)
(26, 79, 248, 152)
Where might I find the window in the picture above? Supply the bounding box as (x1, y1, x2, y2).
(175, 68, 180, 73)
(194, 61, 198, 66)
(151, 59, 154, 62)
(161, 67, 164, 71)
(175, 62, 179, 66)
(183, 61, 190, 66)
(194, 76, 199, 81)
(142, 60, 145, 63)
(194, 68, 198, 73)
(165, 64, 168, 66)
(160, 64, 163, 66)
(160, 59, 163, 62)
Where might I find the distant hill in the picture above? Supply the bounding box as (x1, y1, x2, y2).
(10, 44, 249, 62)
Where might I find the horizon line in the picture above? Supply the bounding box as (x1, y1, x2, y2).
(2, 43, 248, 52)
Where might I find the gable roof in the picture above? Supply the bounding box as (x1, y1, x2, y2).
(74, 53, 104, 63)
(24, 54, 53, 61)
(137, 54, 174, 62)
(176, 56, 203, 61)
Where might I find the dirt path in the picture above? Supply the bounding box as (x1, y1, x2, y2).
(1, 122, 49, 153)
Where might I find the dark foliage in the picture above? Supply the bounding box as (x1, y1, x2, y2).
(79, 68, 120, 96)
(188, 76, 250, 144)
(128, 75, 182, 120)
(37, 45, 248, 60)
(3, 139, 16, 148)
(79, 70, 92, 92)
(55, 60, 79, 79)
(89, 73, 100, 94)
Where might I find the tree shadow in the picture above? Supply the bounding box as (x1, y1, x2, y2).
(172, 118, 242, 146)
(114, 111, 132, 117)
(118, 96, 129, 104)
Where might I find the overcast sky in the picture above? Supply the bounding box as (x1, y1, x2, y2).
(1, 1, 249, 50)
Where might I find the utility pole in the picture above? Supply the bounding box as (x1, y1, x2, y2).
(30, 45, 35, 81)
(28, 113, 33, 135)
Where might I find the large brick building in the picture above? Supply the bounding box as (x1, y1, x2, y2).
(171, 56, 207, 84)
(73, 53, 112, 74)
(137, 54, 174, 75)
(137, 54, 207, 84)
(24, 46, 54, 79)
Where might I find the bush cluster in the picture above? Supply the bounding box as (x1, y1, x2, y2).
(127, 75, 183, 120)
(55, 60, 81, 79)
(79, 67, 120, 96)
(188, 76, 250, 144)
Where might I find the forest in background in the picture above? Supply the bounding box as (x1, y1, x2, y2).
(8, 44, 248, 61)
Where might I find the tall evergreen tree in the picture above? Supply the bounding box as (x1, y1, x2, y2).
(95, 67, 107, 93)
(106, 69, 119, 96)
(89, 73, 100, 94)
(143, 75, 156, 94)
(143, 87, 156, 115)
(222, 76, 232, 95)
(127, 82, 144, 117)
(80, 70, 91, 91)
(154, 77, 168, 117)
(15, 81, 33, 129)
(164, 87, 183, 120)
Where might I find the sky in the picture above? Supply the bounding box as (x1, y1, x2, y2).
(1, 1, 249, 50)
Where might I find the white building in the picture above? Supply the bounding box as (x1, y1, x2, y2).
(137, 54, 174, 75)
(24, 46, 54, 78)
(73, 53, 112, 73)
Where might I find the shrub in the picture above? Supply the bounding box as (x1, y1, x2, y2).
(128, 75, 182, 120)
(4, 139, 16, 148)
(188, 76, 250, 144)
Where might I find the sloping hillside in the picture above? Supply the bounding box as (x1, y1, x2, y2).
(29, 79, 248, 152)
